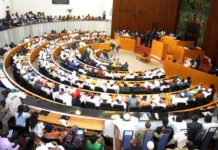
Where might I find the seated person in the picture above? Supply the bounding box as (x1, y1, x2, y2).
(42, 124, 67, 144)
(85, 134, 104, 150)
(121, 62, 129, 71)
(187, 115, 202, 145)
(202, 114, 218, 132)
(0, 130, 20, 150)
(63, 125, 83, 149)
(128, 94, 137, 108)
(153, 117, 175, 146)
(119, 83, 130, 93)
(168, 114, 187, 134)
(139, 96, 151, 107)
(111, 95, 127, 110)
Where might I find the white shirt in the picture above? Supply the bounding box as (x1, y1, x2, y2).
(168, 115, 187, 134)
(61, 93, 72, 106)
(113, 116, 139, 140)
(15, 112, 30, 127)
(29, 122, 45, 138)
(100, 93, 112, 103)
(203, 122, 218, 131)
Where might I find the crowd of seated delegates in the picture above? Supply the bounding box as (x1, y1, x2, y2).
(0, 86, 108, 150)
(12, 46, 195, 112)
(169, 83, 215, 110)
(11, 45, 189, 112)
(60, 45, 166, 80)
(11, 36, 197, 111)
(10, 35, 211, 111)
(0, 42, 16, 58)
(114, 113, 218, 150)
(98, 50, 110, 61)
(0, 10, 107, 31)
(39, 44, 191, 95)
(116, 28, 166, 48)
(183, 55, 218, 77)
(76, 46, 127, 71)
(62, 43, 123, 71)
(42, 42, 190, 93)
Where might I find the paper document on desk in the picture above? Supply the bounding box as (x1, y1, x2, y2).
(59, 119, 69, 127)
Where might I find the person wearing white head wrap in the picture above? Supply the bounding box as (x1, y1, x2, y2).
(147, 141, 154, 150)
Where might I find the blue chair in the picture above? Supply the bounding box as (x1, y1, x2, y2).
(200, 127, 217, 150)
(156, 130, 171, 150)
(122, 130, 134, 150)
(142, 130, 153, 150)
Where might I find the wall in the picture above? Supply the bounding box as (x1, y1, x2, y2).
(0, 0, 6, 19)
(176, 0, 211, 46)
(111, 0, 180, 37)
(0, 21, 111, 47)
(3, 0, 113, 19)
(203, 0, 218, 66)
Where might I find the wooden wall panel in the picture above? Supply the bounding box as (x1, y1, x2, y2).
(203, 0, 218, 66)
(111, 0, 180, 37)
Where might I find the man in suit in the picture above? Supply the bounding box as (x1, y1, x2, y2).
(121, 62, 129, 71)
(149, 29, 156, 48)
(153, 117, 175, 146)
(145, 31, 150, 47)
(187, 115, 202, 143)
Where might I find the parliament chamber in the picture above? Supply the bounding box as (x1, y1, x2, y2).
(1, 0, 218, 150)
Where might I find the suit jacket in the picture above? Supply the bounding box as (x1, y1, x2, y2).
(187, 121, 202, 141)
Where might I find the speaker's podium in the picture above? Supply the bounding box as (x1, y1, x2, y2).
(150, 40, 168, 61)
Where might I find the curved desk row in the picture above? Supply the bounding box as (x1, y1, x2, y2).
(4, 37, 214, 110)
(0, 20, 112, 47)
(164, 60, 218, 92)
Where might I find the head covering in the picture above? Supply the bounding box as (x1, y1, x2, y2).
(71, 125, 79, 134)
(123, 113, 131, 121)
(147, 141, 154, 149)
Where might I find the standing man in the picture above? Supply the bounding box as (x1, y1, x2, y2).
(0, 89, 22, 132)
(145, 31, 150, 47)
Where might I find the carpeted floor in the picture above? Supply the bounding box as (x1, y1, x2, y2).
(116, 49, 163, 72)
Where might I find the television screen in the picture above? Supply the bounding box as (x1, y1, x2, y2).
(52, 0, 69, 4)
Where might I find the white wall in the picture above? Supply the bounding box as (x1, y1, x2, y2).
(4, 0, 112, 19)
(0, 0, 6, 19)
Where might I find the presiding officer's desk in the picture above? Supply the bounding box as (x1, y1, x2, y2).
(114, 32, 140, 51)
(151, 36, 204, 63)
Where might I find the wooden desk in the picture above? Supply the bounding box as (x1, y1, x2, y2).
(38, 113, 105, 132)
(160, 36, 194, 55)
(136, 53, 150, 63)
(163, 60, 218, 91)
(114, 32, 137, 51)
(176, 46, 205, 63)
(150, 40, 168, 60)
